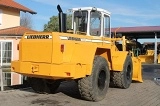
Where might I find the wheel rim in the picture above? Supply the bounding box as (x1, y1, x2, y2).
(126, 64, 131, 80)
(98, 69, 106, 90)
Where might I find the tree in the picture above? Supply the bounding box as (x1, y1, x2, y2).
(43, 14, 72, 32)
(44, 16, 59, 32)
(66, 14, 72, 31)
(20, 13, 33, 29)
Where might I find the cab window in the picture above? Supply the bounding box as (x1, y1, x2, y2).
(74, 11, 88, 34)
(90, 11, 101, 36)
(104, 15, 110, 37)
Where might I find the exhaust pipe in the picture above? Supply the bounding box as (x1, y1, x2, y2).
(57, 5, 66, 33)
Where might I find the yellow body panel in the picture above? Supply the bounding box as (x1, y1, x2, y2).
(138, 55, 154, 63)
(11, 32, 142, 82)
(111, 51, 128, 71)
(138, 49, 155, 64)
(12, 60, 87, 80)
(132, 57, 143, 82)
(158, 54, 160, 63)
(145, 50, 154, 55)
(12, 32, 104, 79)
(20, 40, 53, 63)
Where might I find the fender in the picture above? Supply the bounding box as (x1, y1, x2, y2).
(70, 44, 112, 78)
(70, 43, 97, 78)
(111, 51, 128, 71)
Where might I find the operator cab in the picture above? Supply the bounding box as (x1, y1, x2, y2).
(69, 7, 111, 37)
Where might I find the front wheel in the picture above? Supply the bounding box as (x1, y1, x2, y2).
(112, 55, 133, 89)
(78, 56, 110, 101)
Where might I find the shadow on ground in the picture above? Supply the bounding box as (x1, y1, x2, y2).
(4, 80, 82, 100)
(142, 65, 160, 80)
(56, 81, 81, 100)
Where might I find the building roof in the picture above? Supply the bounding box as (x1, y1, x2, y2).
(0, 26, 37, 36)
(111, 26, 160, 39)
(0, 0, 36, 14)
(112, 26, 160, 33)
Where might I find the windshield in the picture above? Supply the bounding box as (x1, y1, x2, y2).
(73, 11, 88, 34)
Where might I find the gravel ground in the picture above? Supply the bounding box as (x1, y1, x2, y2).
(0, 65, 160, 106)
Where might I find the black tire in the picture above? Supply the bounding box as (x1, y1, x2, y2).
(22, 76, 30, 87)
(29, 77, 60, 93)
(112, 55, 133, 89)
(45, 79, 61, 93)
(29, 77, 49, 93)
(78, 56, 110, 101)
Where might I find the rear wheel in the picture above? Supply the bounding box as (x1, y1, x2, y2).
(112, 55, 133, 89)
(45, 79, 61, 93)
(29, 77, 48, 93)
(78, 56, 110, 101)
(29, 77, 60, 93)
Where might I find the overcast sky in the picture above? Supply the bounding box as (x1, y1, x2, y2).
(15, 0, 160, 32)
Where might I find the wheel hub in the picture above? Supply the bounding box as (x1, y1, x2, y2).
(98, 69, 106, 90)
(126, 65, 131, 80)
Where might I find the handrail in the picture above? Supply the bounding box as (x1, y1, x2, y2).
(114, 27, 121, 38)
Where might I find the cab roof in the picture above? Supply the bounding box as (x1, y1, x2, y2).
(70, 7, 111, 15)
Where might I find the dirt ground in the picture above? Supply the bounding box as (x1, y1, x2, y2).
(0, 65, 160, 106)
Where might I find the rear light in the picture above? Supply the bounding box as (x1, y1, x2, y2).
(65, 72, 71, 76)
(61, 44, 65, 52)
(17, 44, 19, 50)
(12, 67, 15, 71)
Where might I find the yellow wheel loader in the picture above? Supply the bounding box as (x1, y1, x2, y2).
(138, 43, 160, 64)
(11, 5, 142, 101)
